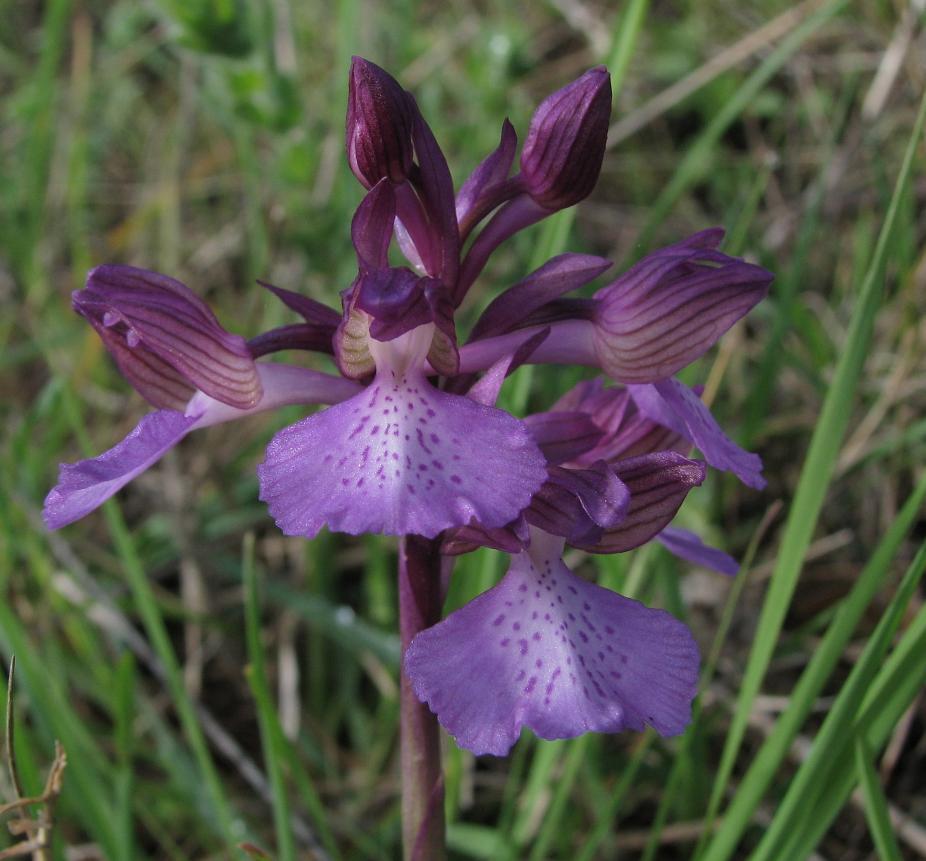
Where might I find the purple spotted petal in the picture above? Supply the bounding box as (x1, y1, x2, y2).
(629, 379, 765, 489)
(525, 462, 629, 545)
(77, 265, 261, 410)
(258, 372, 547, 538)
(43, 409, 199, 529)
(406, 532, 699, 756)
(592, 235, 773, 383)
(657, 527, 739, 576)
(469, 253, 612, 341)
(577, 453, 706, 553)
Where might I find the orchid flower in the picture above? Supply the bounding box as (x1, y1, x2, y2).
(46, 57, 770, 855)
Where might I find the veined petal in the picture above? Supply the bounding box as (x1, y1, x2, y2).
(551, 381, 685, 465)
(258, 370, 547, 538)
(406, 530, 699, 756)
(592, 235, 772, 383)
(657, 526, 739, 576)
(77, 265, 261, 410)
(525, 462, 629, 545)
(576, 452, 706, 553)
(523, 410, 604, 465)
(43, 409, 199, 529)
(629, 379, 765, 489)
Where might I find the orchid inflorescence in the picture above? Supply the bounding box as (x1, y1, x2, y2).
(45, 58, 770, 757)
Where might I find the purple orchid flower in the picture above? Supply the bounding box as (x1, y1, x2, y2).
(46, 55, 768, 787)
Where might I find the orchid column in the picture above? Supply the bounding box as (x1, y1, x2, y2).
(45, 58, 770, 861)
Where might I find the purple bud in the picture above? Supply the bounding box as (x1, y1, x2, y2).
(75, 266, 262, 411)
(346, 57, 415, 188)
(520, 66, 611, 210)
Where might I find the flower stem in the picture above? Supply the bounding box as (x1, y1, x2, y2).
(398, 535, 447, 861)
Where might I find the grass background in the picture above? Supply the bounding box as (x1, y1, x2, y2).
(1, 0, 925, 858)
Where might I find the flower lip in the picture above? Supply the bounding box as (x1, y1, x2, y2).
(520, 66, 612, 210)
(76, 265, 262, 411)
(405, 526, 700, 756)
(347, 56, 415, 188)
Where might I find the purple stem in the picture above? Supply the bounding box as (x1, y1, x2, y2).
(399, 535, 447, 861)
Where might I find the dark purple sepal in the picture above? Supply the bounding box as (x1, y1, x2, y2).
(247, 323, 336, 358)
(408, 95, 460, 285)
(441, 516, 529, 556)
(576, 452, 706, 553)
(351, 179, 397, 273)
(525, 461, 630, 545)
(464, 328, 550, 406)
(346, 57, 415, 187)
(456, 119, 519, 237)
(520, 67, 611, 210)
(469, 253, 612, 342)
(593, 233, 773, 383)
(77, 265, 261, 410)
(455, 193, 549, 304)
(523, 411, 604, 465)
(257, 281, 342, 328)
(657, 526, 739, 576)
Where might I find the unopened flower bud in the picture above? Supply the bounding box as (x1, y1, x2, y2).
(520, 66, 611, 210)
(346, 57, 415, 187)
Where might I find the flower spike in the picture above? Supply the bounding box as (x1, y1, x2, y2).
(520, 67, 612, 210)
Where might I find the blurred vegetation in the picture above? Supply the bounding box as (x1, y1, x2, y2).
(1, 0, 925, 859)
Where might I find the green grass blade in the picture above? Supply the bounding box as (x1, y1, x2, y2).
(58, 385, 244, 850)
(698, 82, 926, 860)
(699, 471, 926, 859)
(772, 602, 926, 860)
(243, 533, 297, 861)
(749, 538, 926, 860)
(633, 0, 848, 254)
(854, 735, 903, 861)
